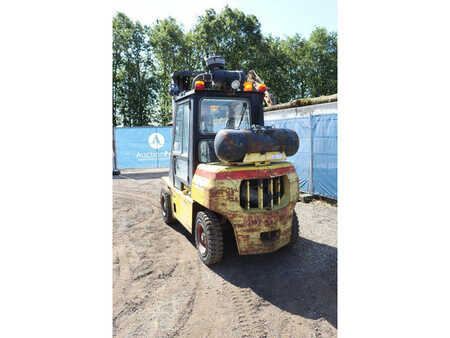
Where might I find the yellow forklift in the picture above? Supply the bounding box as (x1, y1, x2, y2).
(160, 56, 300, 265)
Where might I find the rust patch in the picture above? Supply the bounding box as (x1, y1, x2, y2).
(209, 187, 239, 202)
(192, 163, 299, 255)
(195, 165, 295, 180)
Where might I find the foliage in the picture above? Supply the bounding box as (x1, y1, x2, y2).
(193, 8, 263, 71)
(303, 28, 338, 97)
(112, 8, 337, 126)
(113, 13, 157, 127)
(148, 18, 198, 125)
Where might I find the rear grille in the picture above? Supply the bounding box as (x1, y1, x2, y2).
(240, 176, 285, 210)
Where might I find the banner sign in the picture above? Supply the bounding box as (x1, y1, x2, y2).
(115, 127, 172, 169)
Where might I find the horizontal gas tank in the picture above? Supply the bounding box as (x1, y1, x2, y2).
(214, 127, 299, 163)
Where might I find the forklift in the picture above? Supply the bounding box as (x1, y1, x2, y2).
(160, 56, 300, 265)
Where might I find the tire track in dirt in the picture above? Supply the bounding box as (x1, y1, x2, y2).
(168, 261, 201, 338)
(225, 281, 268, 338)
(114, 176, 201, 337)
(174, 260, 270, 338)
(114, 190, 159, 208)
(113, 173, 337, 338)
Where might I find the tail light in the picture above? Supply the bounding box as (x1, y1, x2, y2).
(195, 80, 205, 91)
(257, 83, 267, 93)
(243, 81, 253, 92)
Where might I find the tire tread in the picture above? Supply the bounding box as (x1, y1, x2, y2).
(195, 210, 224, 265)
(160, 190, 175, 225)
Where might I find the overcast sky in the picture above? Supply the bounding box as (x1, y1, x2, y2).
(112, 0, 337, 39)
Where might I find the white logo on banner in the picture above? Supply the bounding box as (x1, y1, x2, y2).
(148, 133, 165, 149)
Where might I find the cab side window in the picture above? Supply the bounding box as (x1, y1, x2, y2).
(173, 101, 190, 184)
(173, 102, 189, 155)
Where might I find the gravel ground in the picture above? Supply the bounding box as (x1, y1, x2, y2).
(113, 170, 337, 338)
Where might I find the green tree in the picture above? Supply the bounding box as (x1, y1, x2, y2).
(149, 17, 197, 125)
(281, 34, 308, 98)
(278, 28, 337, 99)
(112, 10, 338, 127)
(193, 7, 263, 71)
(303, 28, 337, 97)
(113, 13, 157, 127)
(113, 13, 133, 126)
(193, 7, 295, 103)
(254, 35, 295, 104)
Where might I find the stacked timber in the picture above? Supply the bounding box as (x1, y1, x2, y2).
(264, 93, 337, 112)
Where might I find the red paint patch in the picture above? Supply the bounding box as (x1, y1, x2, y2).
(195, 166, 294, 180)
(195, 168, 216, 180)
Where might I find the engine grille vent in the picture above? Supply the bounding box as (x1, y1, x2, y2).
(239, 176, 285, 210)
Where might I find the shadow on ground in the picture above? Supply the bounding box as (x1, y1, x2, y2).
(113, 171, 169, 180)
(167, 221, 337, 328)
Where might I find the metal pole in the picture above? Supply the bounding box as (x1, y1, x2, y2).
(113, 125, 120, 176)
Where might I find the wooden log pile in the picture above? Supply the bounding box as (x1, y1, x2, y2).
(264, 93, 337, 112)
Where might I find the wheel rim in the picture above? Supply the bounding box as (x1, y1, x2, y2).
(196, 222, 207, 256)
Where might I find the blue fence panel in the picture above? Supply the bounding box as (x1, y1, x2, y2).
(156, 127, 172, 168)
(114, 113, 337, 199)
(115, 127, 172, 169)
(312, 114, 337, 199)
(269, 118, 311, 193)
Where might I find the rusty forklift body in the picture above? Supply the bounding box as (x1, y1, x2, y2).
(160, 56, 299, 265)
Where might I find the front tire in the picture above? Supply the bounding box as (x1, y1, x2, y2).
(160, 191, 175, 225)
(195, 211, 224, 266)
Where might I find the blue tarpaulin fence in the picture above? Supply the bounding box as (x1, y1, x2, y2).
(114, 113, 337, 199)
(115, 127, 172, 169)
(311, 114, 337, 199)
(270, 117, 312, 193)
(269, 113, 337, 199)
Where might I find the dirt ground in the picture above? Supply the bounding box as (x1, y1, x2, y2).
(113, 169, 337, 338)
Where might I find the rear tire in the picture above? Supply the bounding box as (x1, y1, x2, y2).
(195, 211, 224, 266)
(160, 191, 175, 225)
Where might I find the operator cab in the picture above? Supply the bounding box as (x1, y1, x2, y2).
(169, 56, 266, 191)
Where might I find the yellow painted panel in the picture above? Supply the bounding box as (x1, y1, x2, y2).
(171, 188, 193, 233)
(242, 151, 286, 164)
